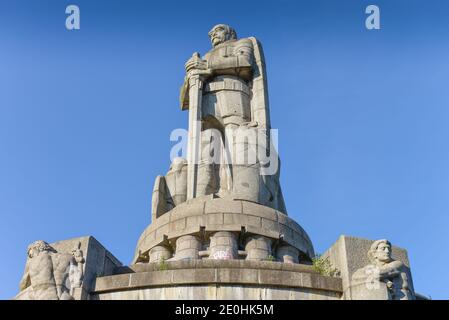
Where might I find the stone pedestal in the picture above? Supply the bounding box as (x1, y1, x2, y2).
(93, 260, 342, 300)
(134, 197, 315, 266)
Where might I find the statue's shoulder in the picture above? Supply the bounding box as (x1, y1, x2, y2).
(235, 37, 254, 48)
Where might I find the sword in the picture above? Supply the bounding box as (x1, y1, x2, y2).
(186, 53, 204, 200)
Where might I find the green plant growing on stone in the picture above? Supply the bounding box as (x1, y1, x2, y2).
(266, 255, 276, 262)
(158, 258, 168, 271)
(312, 254, 338, 277)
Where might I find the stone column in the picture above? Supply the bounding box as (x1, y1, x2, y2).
(149, 246, 172, 263)
(209, 232, 238, 260)
(276, 245, 299, 264)
(245, 236, 272, 261)
(174, 235, 202, 260)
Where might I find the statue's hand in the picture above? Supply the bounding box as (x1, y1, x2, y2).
(185, 53, 208, 72)
(185, 59, 208, 72)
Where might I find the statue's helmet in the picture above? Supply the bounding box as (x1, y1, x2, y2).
(208, 24, 237, 47)
(27, 240, 54, 257)
(368, 239, 392, 264)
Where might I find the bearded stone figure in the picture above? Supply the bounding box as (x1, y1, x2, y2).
(19, 240, 84, 300)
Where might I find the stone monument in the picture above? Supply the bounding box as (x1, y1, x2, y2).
(14, 24, 421, 300)
(134, 23, 313, 268)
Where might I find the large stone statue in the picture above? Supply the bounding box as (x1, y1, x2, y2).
(136, 24, 314, 267)
(351, 239, 415, 300)
(176, 24, 285, 213)
(19, 240, 84, 300)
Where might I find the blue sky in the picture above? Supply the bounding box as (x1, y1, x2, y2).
(1, 0, 448, 299)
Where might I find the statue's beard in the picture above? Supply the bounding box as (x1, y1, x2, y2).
(376, 255, 392, 264)
(212, 36, 227, 47)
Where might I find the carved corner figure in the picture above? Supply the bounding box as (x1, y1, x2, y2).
(351, 239, 415, 300)
(178, 24, 286, 213)
(19, 240, 85, 300)
(151, 157, 188, 221)
(69, 242, 85, 294)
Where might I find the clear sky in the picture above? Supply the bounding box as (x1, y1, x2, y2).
(0, 0, 448, 300)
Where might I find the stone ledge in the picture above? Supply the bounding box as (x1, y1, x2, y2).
(95, 260, 342, 294)
(95, 268, 342, 294)
(117, 259, 316, 274)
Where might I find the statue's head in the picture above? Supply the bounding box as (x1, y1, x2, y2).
(27, 240, 55, 258)
(368, 239, 393, 265)
(208, 24, 237, 47)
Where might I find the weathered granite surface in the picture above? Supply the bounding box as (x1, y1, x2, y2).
(96, 285, 341, 300)
(134, 196, 314, 265)
(93, 260, 342, 300)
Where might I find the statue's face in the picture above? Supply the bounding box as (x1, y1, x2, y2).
(209, 25, 228, 47)
(374, 242, 392, 263)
